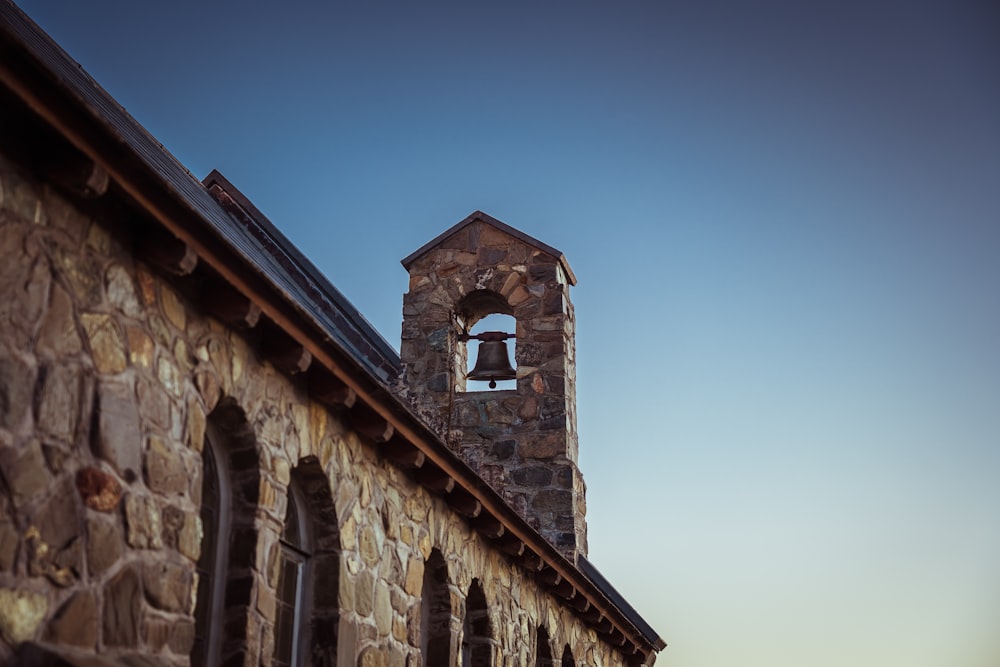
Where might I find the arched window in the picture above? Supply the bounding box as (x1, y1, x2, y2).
(465, 313, 517, 391)
(535, 627, 554, 666)
(561, 645, 574, 667)
(274, 479, 312, 667)
(192, 398, 261, 667)
(192, 428, 230, 667)
(461, 579, 493, 667)
(456, 289, 517, 393)
(421, 549, 452, 665)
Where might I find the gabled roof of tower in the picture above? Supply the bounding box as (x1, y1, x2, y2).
(401, 210, 578, 286)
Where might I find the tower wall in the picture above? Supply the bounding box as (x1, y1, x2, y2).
(400, 218, 587, 558)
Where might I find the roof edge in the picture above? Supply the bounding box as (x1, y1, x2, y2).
(401, 210, 578, 286)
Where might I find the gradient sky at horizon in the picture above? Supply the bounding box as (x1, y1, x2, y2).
(15, 1, 999, 665)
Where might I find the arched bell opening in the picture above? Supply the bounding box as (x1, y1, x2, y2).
(455, 289, 516, 392)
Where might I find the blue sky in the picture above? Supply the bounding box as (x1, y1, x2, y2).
(17, 1, 1000, 665)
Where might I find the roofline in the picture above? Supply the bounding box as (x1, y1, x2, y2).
(0, 2, 660, 659)
(401, 210, 578, 286)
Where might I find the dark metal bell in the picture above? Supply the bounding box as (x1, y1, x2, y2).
(467, 336, 516, 388)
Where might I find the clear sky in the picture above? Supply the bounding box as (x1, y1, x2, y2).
(16, 1, 999, 665)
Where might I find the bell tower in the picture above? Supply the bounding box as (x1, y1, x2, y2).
(400, 211, 587, 559)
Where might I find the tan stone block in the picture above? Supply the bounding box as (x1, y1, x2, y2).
(392, 615, 407, 643)
(359, 475, 371, 509)
(359, 525, 379, 567)
(231, 343, 244, 385)
(0, 588, 48, 645)
(106, 264, 143, 318)
(403, 496, 428, 524)
(291, 403, 310, 457)
(148, 313, 172, 347)
(178, 512, 202, 562)
(194, 369, 220, 413)
(81, 313, 127, 374)
(418, 529, 432, 561)
(156, 355, 183, 397)
(143, 561, 193, 613)
(56, 247, 102, 307)
(126, 326, 154, 369)
(273, 456, 290, 486)
(259, 478, 278, 512)
(358, 646, 387, 667)
(186, 395, 206, 453)
(174, 338, 193, 374)
(144, 436, 187, 495)
(123, 493, 162, 549)
(402, 557, 424, 597)
(135, 266, 157, 306)
(85, 220, 112, 253)
(256, 583, 276, 620)
(160, 284, 186, 332)
(355, 568, 375, 616)
(374, 581, 392, 636)
(399, 523, 414, 548)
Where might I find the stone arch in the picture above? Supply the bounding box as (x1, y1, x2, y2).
(421, 548, 455, 665)
(454, 289, 517, 393)
(192, 396, 262, 667)
(535, 626, 555, 666)
(561, 644, 574, 667)
(461, 578, 493, 667)
(292, 456, 341, 667)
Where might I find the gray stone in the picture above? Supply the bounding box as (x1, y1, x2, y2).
(142, 561, 192, 613)
(136, 377, 172, 431)
(517, 432, 567, 459)
(0, 351, 35, 430)
(142, 616, 171, 651)
(168, 618, 196, 654)
(33, 475, 80, 549)
(45, 590, 97, 647)
(355, 568, 375, 616)
(0, 439, 50, 508)
(374, 581, 392, 636)
(143, 436, 186, 495)
(86, 515, 123, 575)
(35, 281, 82, 357)
(105, 264, 143, 318)
(93, 379, 141, 479)
(530, 489, 572, 512)
(511, 466, 553, 487)
(123, 493, 162, 549)
(103, 566, 140, 646)
(36, 363, 90, 443)
(0, 519, 18, 571)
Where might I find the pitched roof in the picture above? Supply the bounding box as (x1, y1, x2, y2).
(401, 210, 578, 286)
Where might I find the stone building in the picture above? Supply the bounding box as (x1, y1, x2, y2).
(0, 3, 665, 666)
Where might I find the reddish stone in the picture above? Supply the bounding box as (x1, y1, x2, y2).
(76, 467, 122, 512)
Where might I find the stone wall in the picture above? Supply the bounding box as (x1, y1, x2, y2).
(0, 155, 633, 665)
(400, 219, 588, 559)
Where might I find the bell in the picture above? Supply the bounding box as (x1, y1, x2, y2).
(467, 335, 516, 388)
